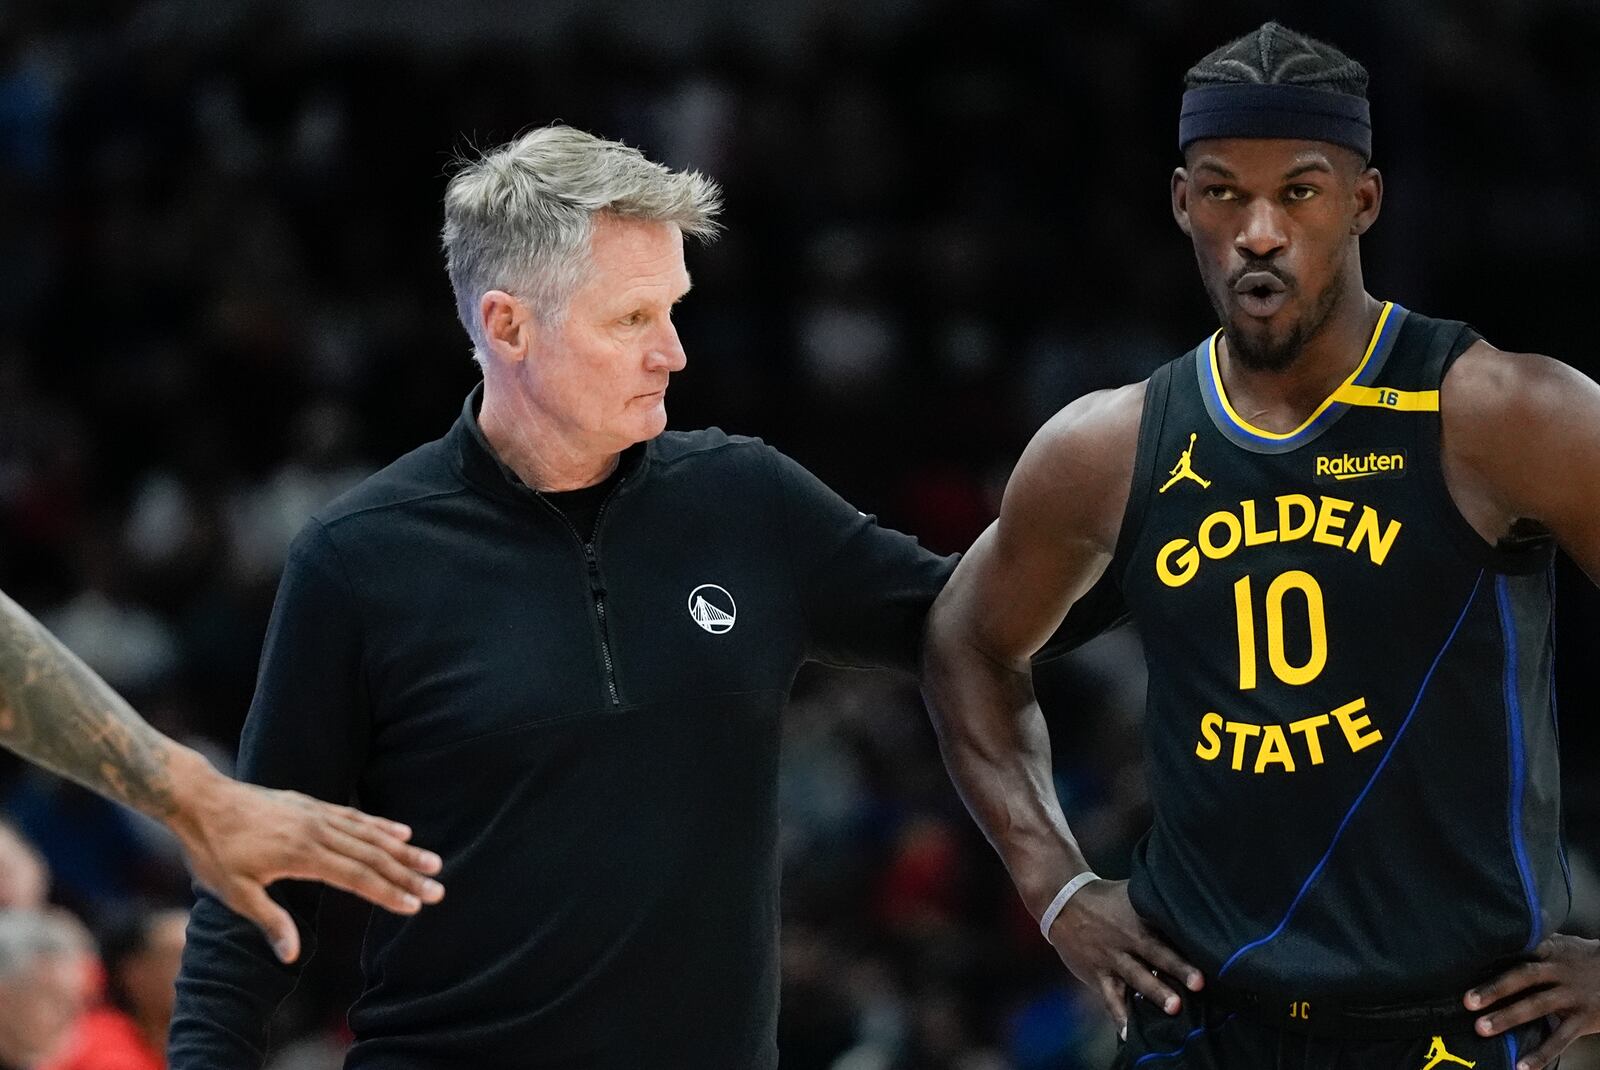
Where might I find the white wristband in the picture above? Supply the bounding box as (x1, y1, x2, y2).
(1039, 871, 1101, 940)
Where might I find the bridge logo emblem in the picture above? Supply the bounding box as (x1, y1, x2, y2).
(688, 585, 737, 634)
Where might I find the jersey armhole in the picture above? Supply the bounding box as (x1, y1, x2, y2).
(1109, 360, 1177, 591)
(1422, 325, 1555, 576)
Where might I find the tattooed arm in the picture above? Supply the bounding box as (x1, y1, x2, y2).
(0, 587, 443, 962)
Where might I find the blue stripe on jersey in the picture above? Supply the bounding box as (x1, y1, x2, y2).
(1504, 1030, 1519, 1070)
(1496, 575, 1543, 953)
(1131, 1014, 1237, 1067)
(1546, 564, 1574, 902)
(1217, 571, 1486, 979)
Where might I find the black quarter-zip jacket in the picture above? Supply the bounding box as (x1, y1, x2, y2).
(169, 387, 957, 1070)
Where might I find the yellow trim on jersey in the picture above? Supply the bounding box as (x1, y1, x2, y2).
(1329, 384, 1440, 411)
(1208, 301, 1397, 441)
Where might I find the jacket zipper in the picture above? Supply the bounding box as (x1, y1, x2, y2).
(538, 479, 628, 707)
(584, 542, 618, 706)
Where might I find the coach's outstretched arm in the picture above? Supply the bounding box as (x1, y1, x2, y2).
(922, 383, 1201, 1033)
(1441, 345, 1600, 1070)
(0, 587, 443, 963)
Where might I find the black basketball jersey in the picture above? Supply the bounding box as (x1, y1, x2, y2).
(1112, 303, 1570, 1001)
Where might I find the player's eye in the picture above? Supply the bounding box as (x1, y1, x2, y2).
(1204, 186, 1238, 202)
(1285, 185, 1319, 201)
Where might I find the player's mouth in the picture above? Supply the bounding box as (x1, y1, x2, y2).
(1232, 272, 1289, 319)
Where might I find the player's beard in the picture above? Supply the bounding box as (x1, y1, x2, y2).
(1213, 277, 1344, 373)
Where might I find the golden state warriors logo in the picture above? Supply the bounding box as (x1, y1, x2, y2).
(688, 584, 737, 634)
(1159, 433, 1211, 493)
(1420, 1036, 1474, 1070)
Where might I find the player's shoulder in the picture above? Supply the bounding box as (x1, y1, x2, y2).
(1003, 380, 1150, 550)
(1020, 380, 1148, 480)
(1441, 338, 1591, 433)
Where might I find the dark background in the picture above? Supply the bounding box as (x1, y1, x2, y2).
(2, 1, 1597, 1067)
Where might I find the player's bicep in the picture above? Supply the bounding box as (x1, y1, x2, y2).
(949, 516, 1111, 668)
(937, 394, 1134, 666)
(1461, 352, 1600, 584)
(1517, 359, 1600, 583)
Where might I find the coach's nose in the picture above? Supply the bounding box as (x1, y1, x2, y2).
(646, 318, 687, 374)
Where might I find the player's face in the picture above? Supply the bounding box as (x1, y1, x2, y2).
(1172, 138, 1380, 371)
(530, 216, 691, 451)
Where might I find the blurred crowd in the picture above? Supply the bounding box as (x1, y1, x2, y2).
(3, 0, 1600, 1067)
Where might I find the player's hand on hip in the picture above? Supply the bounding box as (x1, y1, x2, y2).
(170, 773, 445, 963)
(1465, 934, 1600, 1070)
(1044, 877, 1204, 1032)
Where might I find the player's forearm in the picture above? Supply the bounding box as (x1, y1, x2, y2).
(921, 612, 1088, 918)
(0, 586, 223, 824)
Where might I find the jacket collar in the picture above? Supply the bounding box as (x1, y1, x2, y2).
(446, 382, 649, 507)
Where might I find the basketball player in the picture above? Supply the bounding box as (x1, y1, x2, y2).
(1, 586, 445, 963)
(922, 23, 1600, 1070)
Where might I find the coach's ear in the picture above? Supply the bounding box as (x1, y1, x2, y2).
(1172, 167, 1193, 236)
(479, 290, 534, 367)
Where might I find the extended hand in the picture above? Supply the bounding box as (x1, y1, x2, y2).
(1466, 934, 1600, 1070)
(172, 774, 445, 963)
(1045, 878, 1204, 1031)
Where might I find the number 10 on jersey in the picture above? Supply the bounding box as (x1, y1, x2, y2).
(1233, 570, 1328, 689)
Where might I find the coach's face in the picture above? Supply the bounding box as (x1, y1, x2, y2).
(1172, 138, 1381, 371)
(491, 215, 691, 453)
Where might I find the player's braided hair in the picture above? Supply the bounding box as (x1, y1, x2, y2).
(1184, 21, 1368, 99)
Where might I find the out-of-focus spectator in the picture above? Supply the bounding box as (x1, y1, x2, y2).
(44, 906, 187, 1070)
(0, 910, 92, 1070)
(0, 819, 47, 910)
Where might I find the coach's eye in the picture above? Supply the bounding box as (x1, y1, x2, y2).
(619, 311, 645, 327)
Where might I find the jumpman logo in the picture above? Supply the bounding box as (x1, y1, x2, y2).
(1158, 433, 1212, 493)
(1420, 1036, 1475, 1070)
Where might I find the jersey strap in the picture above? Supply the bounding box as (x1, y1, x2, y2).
(1112, 359, 1177, 590)
(1328, 384, 1438, 411)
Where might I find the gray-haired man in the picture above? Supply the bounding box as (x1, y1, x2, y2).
(0, 911, 90, 1070)
(168, 126, 958, 1069)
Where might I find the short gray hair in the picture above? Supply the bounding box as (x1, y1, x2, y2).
(0, 910, 89, 983)
(441, 125, 723, 359)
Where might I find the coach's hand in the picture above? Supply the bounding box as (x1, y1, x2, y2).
(169, 765, 445, 963)
(1466, 934, 1600, 1070)
(1045, 878, 1204, 1031)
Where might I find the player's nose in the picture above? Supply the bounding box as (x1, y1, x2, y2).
(1235, 200, 1287, 261)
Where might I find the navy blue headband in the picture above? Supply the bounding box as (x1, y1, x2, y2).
(1179, 83, 1372, 160)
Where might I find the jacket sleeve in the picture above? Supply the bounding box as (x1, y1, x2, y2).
(767, 447, 956, 672)
(168, 519, 371, 1068)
